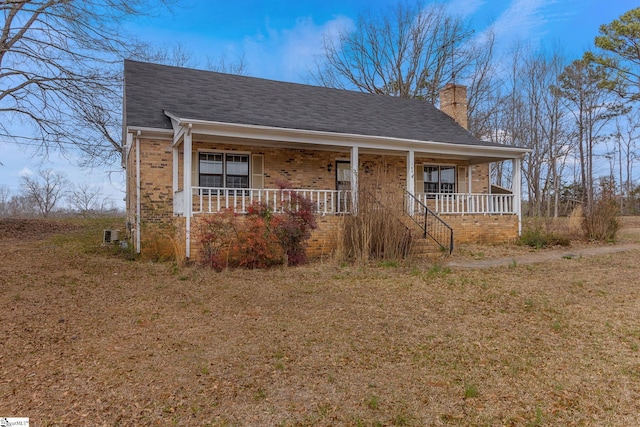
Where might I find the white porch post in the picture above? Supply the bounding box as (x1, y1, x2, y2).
(183, 125, 193, 258)
(135, 131, 141, 254)
(513, 157, 523, 235)
(172, 145, 179, 195)
(351, 146, 359, 213)
(406, 150, 415, 214)
(468, 164, 473, 215)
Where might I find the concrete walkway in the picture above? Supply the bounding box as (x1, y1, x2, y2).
(447, 243, 640, 269)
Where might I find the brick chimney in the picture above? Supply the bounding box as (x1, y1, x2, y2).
(439, 83, 468, 130)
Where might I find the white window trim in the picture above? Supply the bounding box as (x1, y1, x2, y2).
(197, 149, 252, 188)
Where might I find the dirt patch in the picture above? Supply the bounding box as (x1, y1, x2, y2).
(0, 218, 81, 240)
(2, 218, 640, 425)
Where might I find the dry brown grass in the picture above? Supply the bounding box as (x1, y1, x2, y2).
(1, 218, 640, 426)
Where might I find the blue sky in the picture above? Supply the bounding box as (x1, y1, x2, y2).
(1, 0, 637, 207)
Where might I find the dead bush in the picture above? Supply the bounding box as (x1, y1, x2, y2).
(337, 165, 412, 262)
(583, 179, 620, 242)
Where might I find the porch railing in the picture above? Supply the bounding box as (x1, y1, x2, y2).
(185, 187, 352, 215)
(174, 188, 514, 217)
(404, 191, 454, 254)
(415, 193, 515, 215)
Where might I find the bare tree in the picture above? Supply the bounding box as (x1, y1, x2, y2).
(612, 108, 640, 213)
(494, 45, 571, 217)
(67, 182, 103, 216)
(206, 53, 247, 75)
(466, 30, 502, 139)
(310, 1, 474, 104)
(0, 185, 10, 217)
(554, 57, 627, 214)
(146, 42, 200, 69)
(7, 194, 39, 217)
(0, 0, 173, 166)
(21, 169, 68, 217)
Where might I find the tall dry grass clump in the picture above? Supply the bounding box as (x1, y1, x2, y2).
(567, 205, 583, 236)
(518, 213, 579, 249)
(583, 187, 620, 241)
(337, 165, 412, 262)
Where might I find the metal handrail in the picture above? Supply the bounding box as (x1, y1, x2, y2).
(404, 191, 454, 254)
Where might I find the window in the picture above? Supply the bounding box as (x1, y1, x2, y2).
(199, 152, 249, 189)
(423, 165, 456, 194)
(225, 154, 249, 188)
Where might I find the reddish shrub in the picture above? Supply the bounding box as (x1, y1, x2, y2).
(273, 191, 317, 266)
(236, 204, 282, 268)
(197, 192, 316, 270)
(197, 209, 238, 272)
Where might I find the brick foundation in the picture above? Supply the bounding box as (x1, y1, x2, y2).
(444, 214, 519, 244)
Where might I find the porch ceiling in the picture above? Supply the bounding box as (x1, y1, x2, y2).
(188, 133, 515, 164)
(162, 112, 530, 163)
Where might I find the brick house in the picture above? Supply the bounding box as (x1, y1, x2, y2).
(122, 60, 529, 260)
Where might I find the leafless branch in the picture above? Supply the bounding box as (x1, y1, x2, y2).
(0, 0, 174, 166)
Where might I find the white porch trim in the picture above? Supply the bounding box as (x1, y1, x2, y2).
(172, 145, 179, 195)
(189, 188, 353, 215)
(351, 146, 358, 213)
(513, 157, 523, 236)
(406, 150, 415, 195)
(160, 112, 530, 164)
(183, 188, 517, 216)
(183, 128, 193, 259)
(135, 131, 141, 254)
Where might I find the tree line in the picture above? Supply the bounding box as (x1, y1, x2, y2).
(0, 170, 121, 218)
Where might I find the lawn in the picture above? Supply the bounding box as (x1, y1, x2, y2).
(1, 217, 639, 426)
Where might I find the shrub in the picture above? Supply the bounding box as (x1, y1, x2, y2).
(197, 187, 317, 270)
(518, 226, 570, 249)
(337, 167, 412, 263)
(197, 209, 238, 271)
(273, 190, 317, 266)
(236, 203, 283, 269)
(583, 181, 620, 241)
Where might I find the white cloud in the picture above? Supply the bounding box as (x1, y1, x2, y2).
(446, 0, 486, 19)
(482, 0, 578, 50)
(490, 0, 549, 44)
(18, 167, 33, 177)
(243, 15, 354, 82)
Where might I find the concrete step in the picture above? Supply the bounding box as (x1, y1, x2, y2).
(409, 236, 443, 255)
(401, 213, 453, 260)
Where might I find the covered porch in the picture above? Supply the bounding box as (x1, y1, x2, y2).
(167, 112, 527, 258)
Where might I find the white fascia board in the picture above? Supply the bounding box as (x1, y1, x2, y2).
(165, 115, 531, 160)
(172, 126, 186, 147)
(123, 132, 133, 167)
(125, 126, 173, 140)
(165, 110, 181, 126)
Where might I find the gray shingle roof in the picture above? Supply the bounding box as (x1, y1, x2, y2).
(124, 60, 493, 147)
